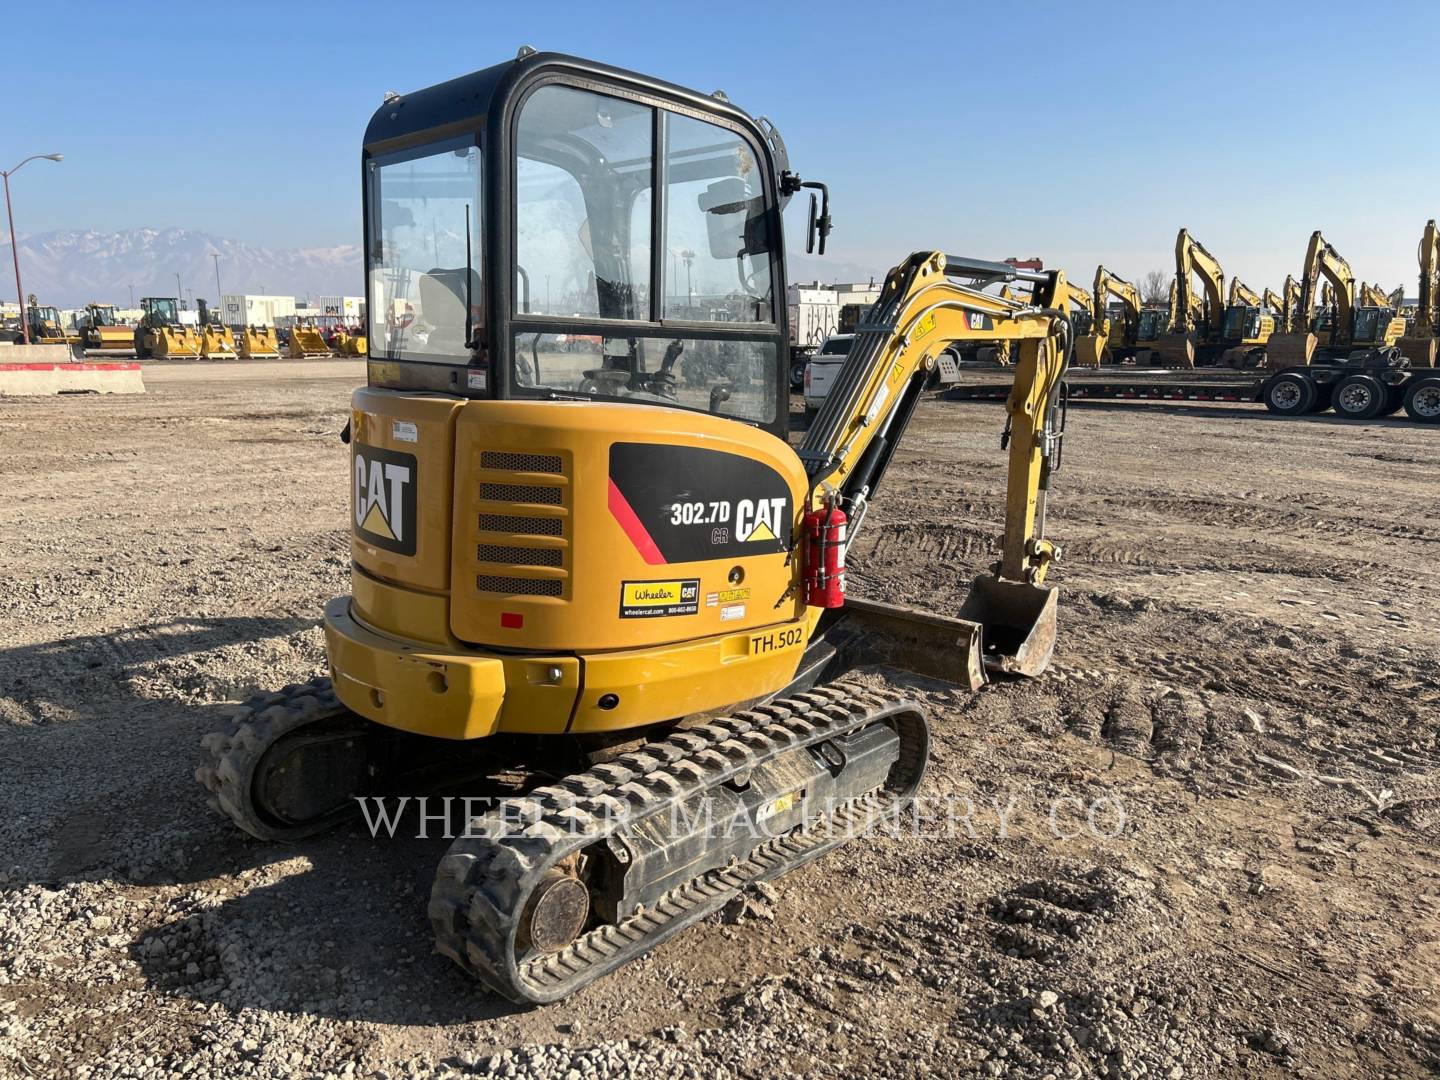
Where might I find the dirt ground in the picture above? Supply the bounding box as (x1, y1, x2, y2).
(2, 360, 1438, 1080)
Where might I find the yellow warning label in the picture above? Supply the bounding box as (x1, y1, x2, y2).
(718, 587, 751, 603)
(913, 312, 936, 341)
(745, 521, 777, 543)
(758, 790, 798, 822)
(360, 501, 396, 541)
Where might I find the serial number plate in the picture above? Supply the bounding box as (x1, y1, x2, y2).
(749, 626, 805, 655)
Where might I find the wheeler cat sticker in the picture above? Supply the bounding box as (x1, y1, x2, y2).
(353, 443, 417, 556)
(608, 443, 792, 563)
(619, 578, 700, 618)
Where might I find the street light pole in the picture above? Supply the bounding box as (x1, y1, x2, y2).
(211, 253, 222, 300)
(175, 273, 183, 308)
(1, 153, 63, 344)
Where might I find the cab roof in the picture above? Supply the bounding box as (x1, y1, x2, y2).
(362, 50, 763, 155)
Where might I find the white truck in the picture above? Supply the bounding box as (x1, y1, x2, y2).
(803, 333, 854, 417)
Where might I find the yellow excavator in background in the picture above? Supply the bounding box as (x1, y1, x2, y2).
(1398, 219, 1438, 367)
(1061, 278, 1099, 365)
(197, 49, 1073, 1005)
(1218, 278, 1275, 367)
(1156, 229, 1274, 367)
(134, 297, 203, 359)
(1156, 229, 1224, 366)
(78, 303, 136, 356)
(1262, 286, 1284, 328)
(1076, 265, 1143, 366)
(1268, 231, 1406, 366)
(1359, 282, 1395, 310)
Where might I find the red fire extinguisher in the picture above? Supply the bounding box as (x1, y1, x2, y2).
(803, 496, 847, 608)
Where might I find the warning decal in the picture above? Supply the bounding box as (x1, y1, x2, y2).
(353, 443, 417, 556)
(620, 578, 701, 619)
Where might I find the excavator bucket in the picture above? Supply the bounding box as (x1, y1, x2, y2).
(200, 326, 237, 359)
(819, 575, 1058, 693)
(1265, 331, 1317, 367)
(148, 326, 203, 359)
(956, 574, 1058, 678)
(1073, 334, 1105, 368)
(333, 332, 368, 356)
(239, 326, 281, 359)
(1398, 336, 1436, 368)
(1153, 332, 1196, 368)
(288, 326, 333, 358)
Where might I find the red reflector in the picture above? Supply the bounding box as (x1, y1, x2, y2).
(500, 612, 524, 629)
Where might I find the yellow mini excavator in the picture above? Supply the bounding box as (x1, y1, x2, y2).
(1268, 231, 1406, 367)
(134, 297, 202, 359)
(1398, 219, 1438, 367)
(197, 49, 1073, 1005)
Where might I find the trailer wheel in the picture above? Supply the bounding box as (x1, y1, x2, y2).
(1402, 376, 1440, 423)
(1332, 374, 1388, 420)
(1262, 372, 1317, 415)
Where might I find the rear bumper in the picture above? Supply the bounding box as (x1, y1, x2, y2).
(323, 596, 808, 741)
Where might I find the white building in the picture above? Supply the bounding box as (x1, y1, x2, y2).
(834, 281, 881, 309)
(786, 282, 839, 347)
(220, 294, 297, 328)
(317, 296, 366, 321)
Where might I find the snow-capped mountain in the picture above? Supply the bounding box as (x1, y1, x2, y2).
(0, 228, 363, 308)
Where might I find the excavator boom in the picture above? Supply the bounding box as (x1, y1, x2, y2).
(1156, 228, 1225, 367)
(1399, 219, 1439, 367)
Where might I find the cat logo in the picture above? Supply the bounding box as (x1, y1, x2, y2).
(353, 443, 417, 556)
(736, 497, 786, 544)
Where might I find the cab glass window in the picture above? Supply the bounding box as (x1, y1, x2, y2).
(663, 113, 773, 322)
(516, 85, 652, 319)
(367, 140, 481, 362)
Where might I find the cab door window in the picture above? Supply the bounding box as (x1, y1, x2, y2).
(515, 85, 652, 319)
(662, 113, 773, 322)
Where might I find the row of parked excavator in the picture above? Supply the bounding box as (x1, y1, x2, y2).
(1054, 222, 1440, 373)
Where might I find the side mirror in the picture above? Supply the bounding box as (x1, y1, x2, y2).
(698, 178, 749, 260)
(803, 181, 831, 255)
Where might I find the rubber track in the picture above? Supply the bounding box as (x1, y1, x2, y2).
(195, 676, 352, 841)
(428, 680, 928, 1003)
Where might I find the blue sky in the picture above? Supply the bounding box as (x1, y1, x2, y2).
(10, 0, 1440, 291)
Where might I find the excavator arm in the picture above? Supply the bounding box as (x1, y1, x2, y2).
(1399, 219, 1438, 366)
(1268, 231, 1353, 365)
(1359, 282, 1391, 309)
(1229, 278, 1262, 308)
(1157, 228, 1225, 366)
(1262, 287, 1284, 324)
(799, 251, 1070, 682)
(1074, 265, 1141, 367)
